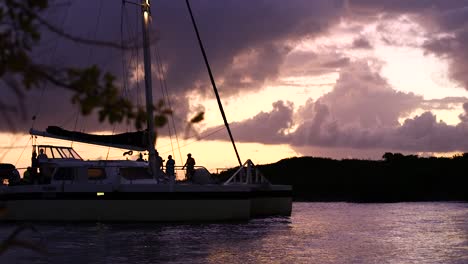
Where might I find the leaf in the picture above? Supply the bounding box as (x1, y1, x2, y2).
(190, 112, 204, 123)
(154, 115, 167, 127)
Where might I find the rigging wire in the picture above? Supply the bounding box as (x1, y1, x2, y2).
(135, 5, 142, 108)
(14, 136, 32, 168)
(70, 0, 104, 148)
(153, 43, 184, 165)
(87, 0, 104, 62)
(157, 125, 226, 155)
(121, 1, 130, 101)
(185, 0, 243, 167)
(120, 0, 132, 141)
(32, 1, 74, 130)
(105, 126, 117, 160)
(121, 0, 143, 155)
(122, 5, 143, 111)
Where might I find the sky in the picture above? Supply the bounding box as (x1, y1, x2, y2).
(2, 0, 468, 172)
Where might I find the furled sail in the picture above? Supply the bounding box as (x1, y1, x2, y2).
(30, 126, 148, 151)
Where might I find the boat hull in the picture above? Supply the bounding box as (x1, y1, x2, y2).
(2, 199, 250, 222)
(0, 184, 292, 222)
(249, 184, 292, 217)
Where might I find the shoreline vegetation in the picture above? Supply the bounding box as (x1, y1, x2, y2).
(214, 152, 468, 203)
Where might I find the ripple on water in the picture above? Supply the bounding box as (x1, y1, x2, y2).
(0, 202, 467, 264)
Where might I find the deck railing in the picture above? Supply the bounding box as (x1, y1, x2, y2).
(223, 159, 270, 185)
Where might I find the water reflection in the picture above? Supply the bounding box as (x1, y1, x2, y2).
(0, 202, 467, 264)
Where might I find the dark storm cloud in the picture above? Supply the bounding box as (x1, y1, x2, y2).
(1, 0, 348, 133)
(153, 0, 347, 97)
(417, 5, 468, 91)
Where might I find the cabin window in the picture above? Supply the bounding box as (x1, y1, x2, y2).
(50, 148, 61, 158)
(53, 168, 75, 181)
(57, 148, 70, 158)
(88, 168, 106, 180)
(60, 148, 82, 160)
(120, 167, 152, 180)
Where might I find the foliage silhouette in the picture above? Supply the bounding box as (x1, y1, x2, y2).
(215, 153, 468, 202)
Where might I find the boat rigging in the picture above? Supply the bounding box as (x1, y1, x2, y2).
(0, 0, 292, 222)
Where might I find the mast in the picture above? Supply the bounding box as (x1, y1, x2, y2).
(141, 0, 158, 177)
(185, 0, 243, 167)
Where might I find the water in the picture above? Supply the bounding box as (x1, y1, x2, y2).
(1, 202, 467, 264)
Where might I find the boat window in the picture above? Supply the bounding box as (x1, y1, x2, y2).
(120, 167, 152, 180)
(88, 168, 106, 180)
(69, 148, 83, 160)
(56, 148, 68, 158)
(50, 148, 62, 159)
(53, 168, 75, 181)
(42, 147, 59, 159)
(59, 148, 75, 159)
(36, 146, 83, 160)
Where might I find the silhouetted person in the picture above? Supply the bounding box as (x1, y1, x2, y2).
(158, 155, 165, 170)
(37, 148, 48, 163)
(154, 150, 164, 170)
(37, 149, 48, 183)
(182, 153, 195, 181)
(30, 150, 39, 181)
(22, 167, 33, 184)
(31, 150, 38, 168)
(166, 155, 175, 182)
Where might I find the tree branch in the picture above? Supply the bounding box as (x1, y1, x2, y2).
(15, 2, 140, 50)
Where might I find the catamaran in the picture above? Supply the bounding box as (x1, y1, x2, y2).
(0, 0, 292, 221)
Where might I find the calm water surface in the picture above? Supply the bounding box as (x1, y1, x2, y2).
(1, 202, 467, 264)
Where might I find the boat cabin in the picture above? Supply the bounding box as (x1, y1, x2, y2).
(34, 145, 83, 161)
(30, 145, 154, 185)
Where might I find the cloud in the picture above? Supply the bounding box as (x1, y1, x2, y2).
(308, 60, 423, 129)
(206, 59, 468, 154)
(153, 0, 348, 97)
(290, 60, 423, 149)
(1, 0, 348, 134)
(458, 102, 468, 123)
(3, 0, 468, 161)
(347, 1, 468, 90)
(421, 97, 468, 110)
(290, 59, 468, 153)
(351, 36, 373, 49)
(281, 50, 350, 77)
(413, 5, 468, 91)
(203, 100, 295, 144)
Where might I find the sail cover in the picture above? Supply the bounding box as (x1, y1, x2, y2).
(30, 126, 148, 151)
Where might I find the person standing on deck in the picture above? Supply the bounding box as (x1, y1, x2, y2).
(37, 148, 47, 163)
(166, 155, 175, 183)
(31, 150, 39, 181)
(37, 148, 49, 184)
(182, 153, 195, 181)
(31, 150, 38, 168)
(136, 153, 145, 162)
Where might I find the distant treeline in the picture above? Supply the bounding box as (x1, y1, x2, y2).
(215, 153, 468, 202)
